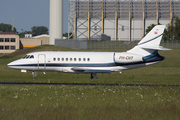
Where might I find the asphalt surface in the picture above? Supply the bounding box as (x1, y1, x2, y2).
(0, 82, 179, 87)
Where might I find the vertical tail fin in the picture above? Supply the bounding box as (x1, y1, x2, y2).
(138, 25, 165, 47)
(127, 25, 171, 56)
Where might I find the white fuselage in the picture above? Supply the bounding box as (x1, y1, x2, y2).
(7, 51, 161, 73)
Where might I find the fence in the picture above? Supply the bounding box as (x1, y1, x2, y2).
(87, 40, 180, 49)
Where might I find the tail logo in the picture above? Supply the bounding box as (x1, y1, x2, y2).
(154, 31, 158, 34)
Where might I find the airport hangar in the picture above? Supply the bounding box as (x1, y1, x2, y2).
(68, 0, 180, 41)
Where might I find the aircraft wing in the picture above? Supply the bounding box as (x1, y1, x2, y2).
(71, 67, 111, 73)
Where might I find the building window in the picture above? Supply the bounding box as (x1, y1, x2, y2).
(0, 38, 3, 42)
(5, 38, 9, 42)
(11, 46, 15, 50)
(5, 46, 9, 50)
(0, 46, 4, 49)
(122, 26, 124, 31)
(11, 38, 15, 42)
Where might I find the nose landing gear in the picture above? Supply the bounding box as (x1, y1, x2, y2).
(32, 71, 37, 79)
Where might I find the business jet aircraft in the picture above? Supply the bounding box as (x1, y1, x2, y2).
(8, 25, 171, 79)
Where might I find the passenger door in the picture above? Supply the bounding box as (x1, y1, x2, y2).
(38, 54, 46, 71)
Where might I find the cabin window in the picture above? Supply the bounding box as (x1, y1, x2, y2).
(30, 55, 34, 59)
(83, 58, 86, 61)
(87, 58, 90, 61)
(58, 58, 60, 61)
(74, 58, 76, 61)
(53, 58, 56, 61)
(79, 58, 81, 61)
(62, 58, 64, 61)
(70, 58, 72, 61)
(66, 58, 68, 61)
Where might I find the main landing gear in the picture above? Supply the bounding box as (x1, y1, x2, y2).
(90, 73, 97, 79)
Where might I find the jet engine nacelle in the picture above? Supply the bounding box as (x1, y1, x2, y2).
(114, 52, 143, 63)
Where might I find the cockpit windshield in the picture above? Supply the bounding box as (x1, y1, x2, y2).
(23, 55, 27, 59)
(22, 55, 34, 59)
(30, 55, 34, 59)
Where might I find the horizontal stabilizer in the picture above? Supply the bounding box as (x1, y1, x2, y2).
(140, 46, 171, 51)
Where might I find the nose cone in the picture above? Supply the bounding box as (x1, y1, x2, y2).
(7, 59, 22, 69)
(7, 61, 15, 68)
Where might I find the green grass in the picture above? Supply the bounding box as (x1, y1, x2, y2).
(0, 45, 180, 119)
(0, 85, 180, 119)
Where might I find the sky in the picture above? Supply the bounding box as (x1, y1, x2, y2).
(0, 0, 69, 33)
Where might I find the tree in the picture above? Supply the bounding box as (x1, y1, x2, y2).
(162, 24, 172, 41)
(0, 23, 17, 33)
(31, 26, 48, 36)
(162, 16, 180, 41)
(18, 31, 32, 38)
(173, 16, 180, 40)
